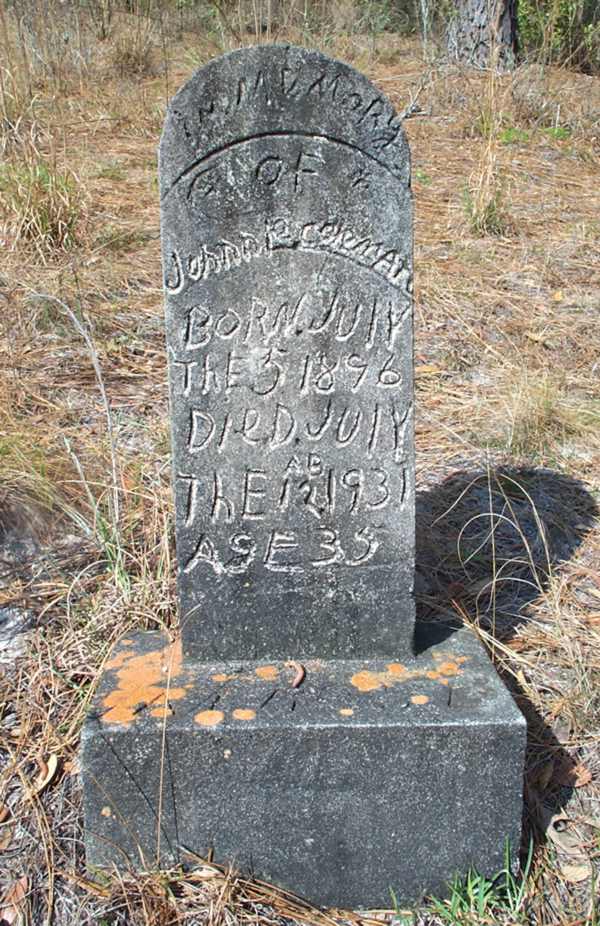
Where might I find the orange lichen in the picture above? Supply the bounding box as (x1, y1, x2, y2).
(102, 638, 186, 726)
(105, 649, 135, 670)
(212, 673, 234, 683)
(121, 639, 134, 645)
(431, 652, 471, 666)
(350, 652, 468, 694)
(351, 670, 383, 692)
(195, 709, 224, 727)
(411, 694, 430, 705)
(101, 806, 112, 817)
(438, 661, 460, 677)
(232, 708, 256, 721)
(151, 706, 173, 719)
(255, 665, 279, 680)
(339, 708, 354, 717)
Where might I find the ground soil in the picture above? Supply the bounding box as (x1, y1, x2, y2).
(0, 19, 599, 926)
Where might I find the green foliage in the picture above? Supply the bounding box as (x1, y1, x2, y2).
(542, 124, 571, 139)
(499, 126, 531, 144)
(428, 840, 534, 925)
(389, 887, 416, 925)
(414, 167, 432, 185)
(518, 0, 600, 73)
(354, 0, 413, 35)
(518, 0, 548, 50)
(429, 869, 500, 924)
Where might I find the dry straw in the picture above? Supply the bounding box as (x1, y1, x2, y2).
(0, 5, 599, 926)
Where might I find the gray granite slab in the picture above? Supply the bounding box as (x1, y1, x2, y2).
(159, 45, 415, 660)
(81, 45, 526, 908)
(82, 628, 525, 907)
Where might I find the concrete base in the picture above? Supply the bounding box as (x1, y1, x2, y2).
(81, 628, 525, 908)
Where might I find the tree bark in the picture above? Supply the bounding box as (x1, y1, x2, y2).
(447, 0, 518, 70)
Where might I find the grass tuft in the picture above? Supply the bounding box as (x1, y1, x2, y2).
(428, 840, 534, 925)
(0, 65, 37, 155)
(464, 184, 511, 237)
(507, 375, 600, 459)
(110, 25, 157, 78)
(0, 156, 81, 257)
(499, 126, 531, 145)
(464, 68, 512, 237)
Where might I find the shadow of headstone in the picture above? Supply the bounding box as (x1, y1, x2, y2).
(415, 465, 598, 644)
(415, 464, 598, 860)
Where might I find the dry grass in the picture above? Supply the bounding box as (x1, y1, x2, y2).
(0, 154, 82, 257)
(0, 7, 599, 926)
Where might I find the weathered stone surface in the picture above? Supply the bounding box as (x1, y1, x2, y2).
(82, 628, 526, 908)
(159, 44, 414, 661)
(82, 46, 526, 908)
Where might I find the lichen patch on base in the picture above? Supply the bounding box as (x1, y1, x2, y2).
(350, 655, 470, 693)
(255, 665, 279, 680)
(102, 639, 185, 726)
(350, 670, 383, 692)
(195, 709, 224, 727)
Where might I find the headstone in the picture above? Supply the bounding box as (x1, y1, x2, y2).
(160, 44, 415, 661)
(81, 45, 525, 908)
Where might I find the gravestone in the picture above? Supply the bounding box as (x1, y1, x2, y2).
(161, 44, 415, 663)
(81, 45, 525, 908)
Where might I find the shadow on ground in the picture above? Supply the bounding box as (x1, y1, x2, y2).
(414, 464, 599, 860)
(415, 465, 598, 641)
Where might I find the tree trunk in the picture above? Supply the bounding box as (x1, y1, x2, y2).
(447, 0, 518, 70)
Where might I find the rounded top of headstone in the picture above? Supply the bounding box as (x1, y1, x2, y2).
(159, 43, 415, 661)
(159, 44, 409, 200)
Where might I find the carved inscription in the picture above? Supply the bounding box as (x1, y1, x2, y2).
(162, 50, 412, 608)
(171, 69, 403, 150)
(183, 400, 409, 457)
(164, 58, 407, 195)
(169, 269, 411, 577)
(161, 43, 414, 651)
(177, 290, 407, 349)
(179, 133, 396, 224)
(179, 460, 404, 525)
(164, 215, 411, 295)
